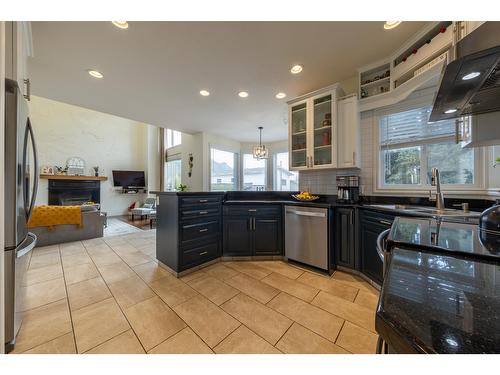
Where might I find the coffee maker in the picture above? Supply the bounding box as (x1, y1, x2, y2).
(336, 175, 359, 204)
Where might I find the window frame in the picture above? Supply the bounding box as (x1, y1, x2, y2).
(164, 153, 182, 192)
(209, 145, 239, 192)
(273, 151, 299, 191)
(241, 153, 267, 191)
(165, 129, 182, 149)
(373, 92, 485, 195)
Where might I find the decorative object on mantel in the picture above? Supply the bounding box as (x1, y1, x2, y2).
(253, 126, 268, 159)
(55, 165, 68, 175)
(66, 156, 86, 176)
(188, 153, 193, 177)
(93, 166, 99, 177)
(177, 184, 188, 192)
(41, 165, 54, 175)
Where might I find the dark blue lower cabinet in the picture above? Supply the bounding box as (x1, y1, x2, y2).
(254, 217, 282, 255)
(223, 205, 283, 257)
(223, 216, 253, 256)
(335, 208, 356, 269)
(359, 210, 394, 284)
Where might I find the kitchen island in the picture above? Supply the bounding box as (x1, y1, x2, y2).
(376, 216, 500, 353)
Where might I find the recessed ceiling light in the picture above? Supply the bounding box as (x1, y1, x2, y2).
(238, 91, 249, 98)
(88, 70, 103, 79)
(112, 21, 129, 29)
(384, 21, 402, 30)
(276, 92, 287, 99)
(290, 65, 303, 74)
(444, 108, 458, 114)
(199, 90, 210, 96)
(462, 72, 481, 80)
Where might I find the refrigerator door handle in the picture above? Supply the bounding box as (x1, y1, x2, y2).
(16, 232, 37, 258)
(23, 117, 39, 221)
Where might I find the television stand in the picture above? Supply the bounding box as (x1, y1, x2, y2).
(117, 188, 148, 194)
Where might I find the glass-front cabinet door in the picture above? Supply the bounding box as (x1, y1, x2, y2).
(290, 102, 308, 169)
(312, 94, 334, 167)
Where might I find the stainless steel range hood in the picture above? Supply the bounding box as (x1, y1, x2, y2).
(430, 22, 500, 122)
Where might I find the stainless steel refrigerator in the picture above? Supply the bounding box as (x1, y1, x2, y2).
(4, 78, 39, 353)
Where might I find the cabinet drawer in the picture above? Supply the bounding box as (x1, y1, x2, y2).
(181, 207, 220, 220)
(180, 196, 222, 207)
(181, 220, 220, 242)
(223, 205, 282, 217)
(181, 242, 219, 269)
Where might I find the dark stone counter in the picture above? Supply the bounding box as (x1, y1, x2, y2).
(376, 247, 500, 353)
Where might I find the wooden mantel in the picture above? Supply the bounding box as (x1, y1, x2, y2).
(40, 174, 108, 181)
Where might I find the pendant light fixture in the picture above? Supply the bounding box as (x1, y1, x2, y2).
(253, 126, 268, 160)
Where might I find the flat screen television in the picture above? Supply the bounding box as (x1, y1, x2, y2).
(112, 170, 146, 188)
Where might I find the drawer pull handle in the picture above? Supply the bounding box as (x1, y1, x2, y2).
(199, 199, 208, 203)
(199, 228, 208, 233)
(199, 211, 208, 215)
(379, 220, 392, 226)
(248, 209, 257, 212)
(199, 251, 208, 256)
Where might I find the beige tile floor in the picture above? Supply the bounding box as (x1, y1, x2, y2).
(12, 230, 380, 354)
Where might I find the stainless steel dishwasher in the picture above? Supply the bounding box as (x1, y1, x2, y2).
(284, 205, 328, 270)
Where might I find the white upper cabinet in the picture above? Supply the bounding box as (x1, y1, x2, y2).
(6, 21, 33, 100)
(288, 84, 343, 171)
(337, 94, 360, 168)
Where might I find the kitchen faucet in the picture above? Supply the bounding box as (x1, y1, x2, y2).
(429, 167, 445, 211)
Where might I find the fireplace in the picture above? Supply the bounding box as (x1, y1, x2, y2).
(48, 179, 101, 206)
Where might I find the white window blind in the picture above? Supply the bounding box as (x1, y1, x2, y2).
(379, 106, 456, 149)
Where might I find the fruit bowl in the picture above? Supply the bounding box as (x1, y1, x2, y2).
(292, 194, 320, 202)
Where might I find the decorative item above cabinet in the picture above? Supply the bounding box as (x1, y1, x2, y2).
(357, 21, 455, 112)
(287, 84, 344, 171)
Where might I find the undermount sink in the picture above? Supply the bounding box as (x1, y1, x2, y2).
(367, 204, 480, 218)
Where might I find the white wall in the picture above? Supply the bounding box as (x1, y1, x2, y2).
(29, 96, 158, 216)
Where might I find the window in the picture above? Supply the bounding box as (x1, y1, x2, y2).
(165, 129, 182, 149)
(274, 152, 299, 191)
(379, 106, 475, 188)
(165, 155, 181, 191)
(242, 154, 266, 191)
(210, 147, 238, 191)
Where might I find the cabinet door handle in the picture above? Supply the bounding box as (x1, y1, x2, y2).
(252, 217, 256, 231)
(199, 251, 208, 256)
(199, 228, 208, 233)
(379, 220, 392, 226)
(352, 151, 356, 165)
(199, 211, 208, 215)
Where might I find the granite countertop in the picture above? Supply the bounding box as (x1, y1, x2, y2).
(378, 216, 500, 353)
(376, 247, 500, 353)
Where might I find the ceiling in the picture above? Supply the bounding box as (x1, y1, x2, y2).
(29, 21, 428, 142)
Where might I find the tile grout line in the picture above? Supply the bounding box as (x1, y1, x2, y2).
(57, 245, 79, 353)
(103, 234, 212, 354)
(265, 290, 347, 346)
(80, 239, 148, 354)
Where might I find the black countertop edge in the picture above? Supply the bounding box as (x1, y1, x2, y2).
(375, 311, 430, 354)
(151, 191, 225, 196)
(151, 191, 496, 211)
